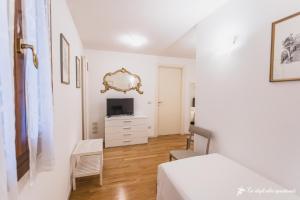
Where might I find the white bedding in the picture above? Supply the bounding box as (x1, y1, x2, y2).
(157, 154, 299, 200)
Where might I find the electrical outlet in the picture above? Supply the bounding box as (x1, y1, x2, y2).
(92, 122, 98, 134)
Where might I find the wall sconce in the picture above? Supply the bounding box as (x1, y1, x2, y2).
(233, 35, 239, 45)
(215, 34, 240, 55)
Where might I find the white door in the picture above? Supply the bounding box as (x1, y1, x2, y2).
(158, 67, 182, 135)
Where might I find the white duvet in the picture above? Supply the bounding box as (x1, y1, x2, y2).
(157, 154, 300, 200)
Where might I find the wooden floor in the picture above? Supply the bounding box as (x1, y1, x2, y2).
(70, 135, 186, 200)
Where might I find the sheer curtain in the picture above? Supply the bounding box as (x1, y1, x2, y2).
(0, 0, 54, 199)
(0, 78, 7, 200)
(0, 0, 18, 199)
(23, 0, 54, 181)
(36, 0, 55, 172)
(24, 0, 39, 180)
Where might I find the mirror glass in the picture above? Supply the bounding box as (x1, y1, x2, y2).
(106, 71, 139, 90)
(101, 68, 143, 94)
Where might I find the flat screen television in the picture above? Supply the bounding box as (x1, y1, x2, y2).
(107, 98, 134, 117)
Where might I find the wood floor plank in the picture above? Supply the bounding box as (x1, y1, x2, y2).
(70, 134, 186, 200)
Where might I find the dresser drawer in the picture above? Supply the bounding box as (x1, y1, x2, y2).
(105, 137, 148, 148)
(105, 118, 146, 127)
(105, 124, 146, 134)
(104, 116, 149, 148)
(105, 130, 148, 140)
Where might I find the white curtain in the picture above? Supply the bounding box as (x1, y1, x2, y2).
(0, 0, 54, 198)
(0, 80, 7, 200)
(35, 0, 55, 172)
(0, 0, 18, 199)
(23, 0, 39, 180)
(23, 0, 54, 181)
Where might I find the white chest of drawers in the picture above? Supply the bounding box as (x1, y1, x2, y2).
(105, 115, 148, 148)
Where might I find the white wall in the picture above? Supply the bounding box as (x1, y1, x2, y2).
(18, 0, 83, 199)
(85, 49, 195, 139)
(195, 0, 300, 194)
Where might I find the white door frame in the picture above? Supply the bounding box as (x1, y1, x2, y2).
(81, 56, 89, 140)
(155, 66, 184, 137)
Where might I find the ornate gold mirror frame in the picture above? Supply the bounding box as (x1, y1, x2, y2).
(100, 68, 144, 94)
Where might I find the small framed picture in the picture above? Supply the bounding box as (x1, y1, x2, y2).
(60, 33, 70, 84)
(270, 12, 300, 82)
(75, 56, 81, 88)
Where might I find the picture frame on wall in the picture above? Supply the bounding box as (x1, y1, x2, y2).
(270, 12, 300, 82)
(76, 56, 81, 88)
(60, 33, 70, 84)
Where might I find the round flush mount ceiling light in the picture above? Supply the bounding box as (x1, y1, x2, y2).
(119, 34, 148, 48)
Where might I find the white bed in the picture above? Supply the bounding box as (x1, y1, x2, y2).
(157, 154, 299, 200)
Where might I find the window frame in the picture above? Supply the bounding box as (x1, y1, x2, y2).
(14, 0, 30, 180)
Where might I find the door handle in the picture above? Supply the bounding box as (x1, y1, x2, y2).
(16, 38, 39, 69)
(158, 101, 163, 104)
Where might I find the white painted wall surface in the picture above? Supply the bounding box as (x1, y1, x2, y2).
(85, 50, 195, 138)
(17, 0, 83, 199)
(195, 0, 300, 194)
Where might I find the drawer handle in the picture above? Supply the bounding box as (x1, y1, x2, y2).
(123, 133, 132, 136)
(123, 140, 131, 143)
(124, 121, 132, 123)
(123, 127, 131, 130)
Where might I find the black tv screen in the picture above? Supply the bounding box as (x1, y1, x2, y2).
(107, 98, 134, 117)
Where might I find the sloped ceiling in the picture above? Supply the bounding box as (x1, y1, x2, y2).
(67, 0, 228, 58)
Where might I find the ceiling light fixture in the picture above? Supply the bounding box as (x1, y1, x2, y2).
(119, 34, 148, 48)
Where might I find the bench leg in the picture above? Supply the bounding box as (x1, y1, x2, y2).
(99, 171, 103, 186)
(72, 177, 76, 191)
(169, 154, 173, 161)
